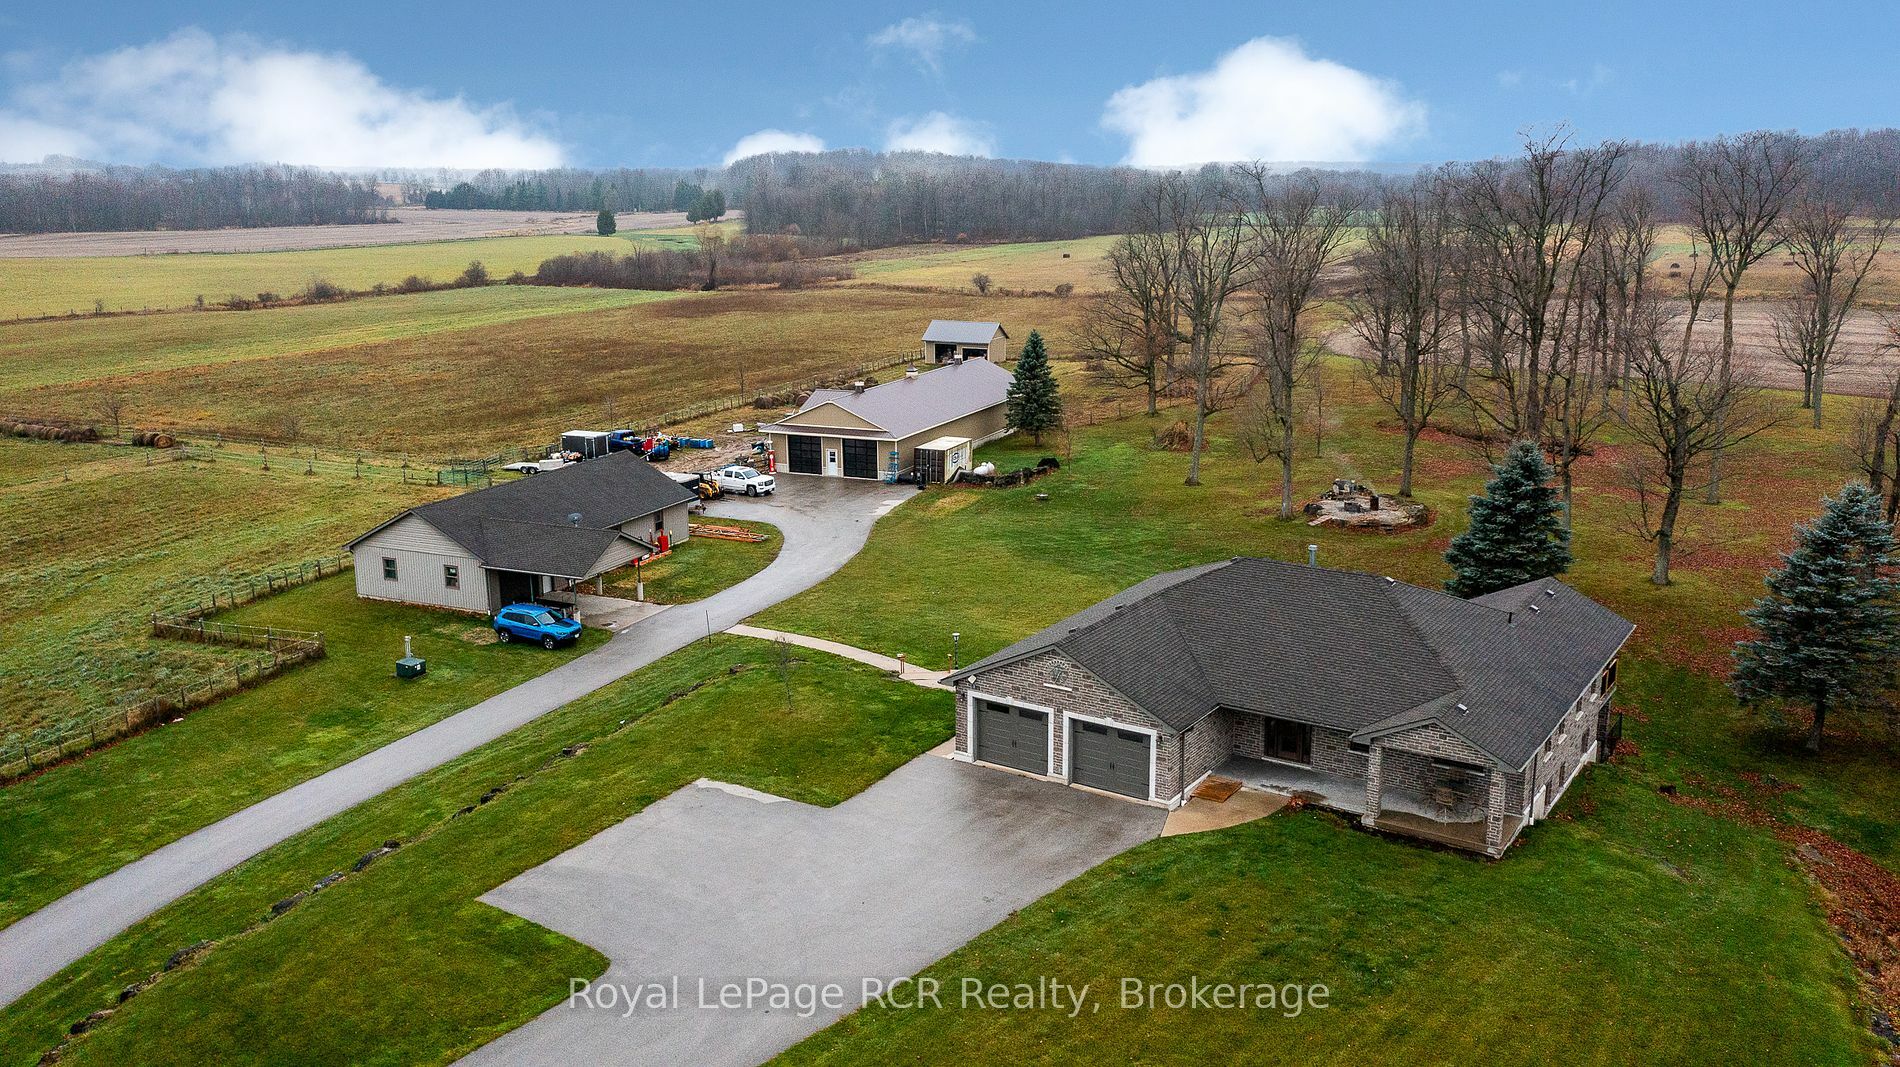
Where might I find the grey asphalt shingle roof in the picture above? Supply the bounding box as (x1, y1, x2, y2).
(949, 558, 1633, 768)
(767, 359, 1013, 440)
(349, 451, 692, 577)
(921, 320, 1006, 345)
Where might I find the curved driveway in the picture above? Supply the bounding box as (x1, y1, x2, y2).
(0, 478, 904, 1009)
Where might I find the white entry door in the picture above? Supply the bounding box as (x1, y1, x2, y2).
(824, 447, 839, 476)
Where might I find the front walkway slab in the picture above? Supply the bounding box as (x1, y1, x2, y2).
(1161, 787, 1292, 837)
(464, 754, 1164, 1066)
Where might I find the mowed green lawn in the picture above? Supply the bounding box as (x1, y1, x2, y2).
(0, 640, 951, 1066)
(0, 439, 443, 736)
(0, 233, 641, 319)
(602, 518, 782, 604)
(0, 576, 604, 929)
(777, 768, 1872, 1066)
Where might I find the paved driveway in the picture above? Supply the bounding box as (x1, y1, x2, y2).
(0, 478, 903, 1009)
(467, 755, 1165, 1066)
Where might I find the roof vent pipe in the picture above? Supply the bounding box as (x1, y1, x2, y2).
(568, 512, 582, 527)
(1307, 544, 1318, 567)
(851, 380, 867, 393)
(905, 367, 919, 379)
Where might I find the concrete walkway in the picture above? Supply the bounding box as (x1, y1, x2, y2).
(723, 624, 952, 689)
(0, 480, 909, 1010)
(467, 755, 1164, 1066)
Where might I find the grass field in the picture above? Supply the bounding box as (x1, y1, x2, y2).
(0, 234, 649, 319)
(0, 438, 443, 737)
(843, 236, 1118, 293)
(0, 576, 605, 929)
(0, 639, 951, 1066)
(602, 518, 782, 604)
(7, 286, 1084, 454)
(0, 286, 679, 396)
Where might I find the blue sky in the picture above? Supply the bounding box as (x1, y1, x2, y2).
(2, 0, 1896, 169)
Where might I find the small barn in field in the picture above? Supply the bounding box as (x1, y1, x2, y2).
(921, 320, 1008, 363)
(346, 452, 696, 615)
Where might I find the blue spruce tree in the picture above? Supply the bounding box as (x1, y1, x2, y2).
(1732, 483, 1900, 753)
(1444, 440, 1571, 598)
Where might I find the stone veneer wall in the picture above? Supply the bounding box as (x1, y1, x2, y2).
(956, 649, 1190, 802)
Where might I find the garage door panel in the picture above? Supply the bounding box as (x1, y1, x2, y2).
(974, 700, 1048, 775)
(1069, 720, 1151, 799)
(786, 435, 821, 475)
(842, 438, 878, 479)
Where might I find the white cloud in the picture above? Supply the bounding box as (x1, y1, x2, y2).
(0, 29, 563, 168)
(0, 112, 86, 161)
(883, 111, 993, 157)
(1496, 69, 1525, 89)
(1102, 36, 1425, 167)
(868, 16, 976, 75)
(722, 128, 826, 166)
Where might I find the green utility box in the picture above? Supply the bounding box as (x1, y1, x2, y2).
(396, 656, 426, 679)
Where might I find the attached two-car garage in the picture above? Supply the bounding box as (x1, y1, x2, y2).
(970, 698, 1154, 800)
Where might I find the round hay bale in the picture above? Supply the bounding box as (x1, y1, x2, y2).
(152, 432, 175, 449)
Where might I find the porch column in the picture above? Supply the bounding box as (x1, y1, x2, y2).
(1483, 769, 1507, 856)
(1362, 743, 1385, 828)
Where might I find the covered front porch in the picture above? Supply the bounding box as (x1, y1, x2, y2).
(1214, 739, 1524, 858)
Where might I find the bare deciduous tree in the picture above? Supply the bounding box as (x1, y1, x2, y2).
(1350, 173, 1458, 498)
(1453, 131, 1628, 445)
(1079, 232, 1178, 416)
(1236, 170, 1359, 518)
(92, 390, 128, 439)
(1770, 184, 1892, 427)
(1668, 131, 1808, 500)
(1152, 174, 1254, 486)
(1621, 302, 1781, 584)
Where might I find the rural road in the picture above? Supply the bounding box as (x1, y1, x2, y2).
(466, 756, 1165, 1067)
(0, 478, 904, 1009)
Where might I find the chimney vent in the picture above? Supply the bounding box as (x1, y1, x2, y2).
(851, 380, 867, 393)
(905, 367, 919, 379)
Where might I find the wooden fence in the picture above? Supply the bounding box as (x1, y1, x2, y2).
(0, 558, 345, 785)
(168, 555, 353, 619)
(1, 620, 324, 784)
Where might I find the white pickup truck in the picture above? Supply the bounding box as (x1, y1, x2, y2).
(712, 464, 776, 496)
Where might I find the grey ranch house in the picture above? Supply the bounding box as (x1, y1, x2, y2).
(946, 558, 1633, 857)
(921, 319, 1008, 363)
(346, 451, 696, 615)
(760, 358, 1012, 482)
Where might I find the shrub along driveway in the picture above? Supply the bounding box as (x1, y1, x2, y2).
(0, 478, 907, 1009)
(468, 755, 1165, 1067)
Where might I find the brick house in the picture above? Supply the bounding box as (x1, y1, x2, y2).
(944, 558, 1632, 857)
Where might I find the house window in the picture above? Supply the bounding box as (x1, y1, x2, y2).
(382, 557, 398, 581)
(443, 564, 459, 590)
(1349, 741, 1371, 754)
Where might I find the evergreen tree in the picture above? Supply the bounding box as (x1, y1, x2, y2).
(1444, 440, 1572, 597)
(1732, 483, 1900, 753)
(1005, 330, 1062, 445)
(596, 208, 616, 236)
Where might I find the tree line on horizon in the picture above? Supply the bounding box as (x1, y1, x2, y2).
(7, 128, 1900, 242)
(0, 165, 388, 233)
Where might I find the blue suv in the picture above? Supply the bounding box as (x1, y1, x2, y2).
(493, 604, 583, 649)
